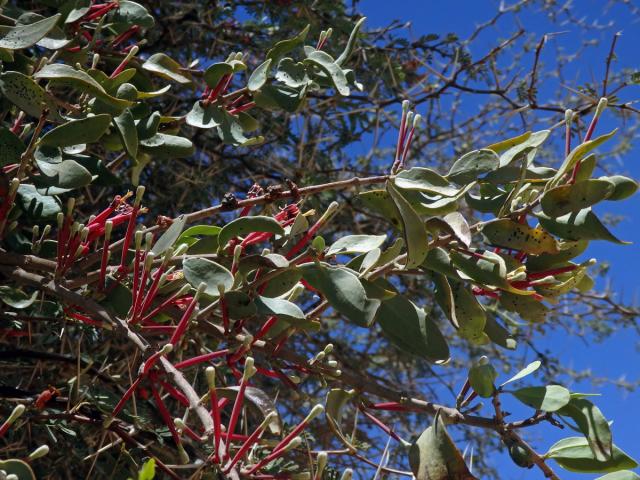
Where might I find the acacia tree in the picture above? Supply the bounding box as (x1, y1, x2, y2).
(0, 1, 639, 479)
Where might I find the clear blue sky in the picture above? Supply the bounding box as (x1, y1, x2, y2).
(357, 1, 640, 478)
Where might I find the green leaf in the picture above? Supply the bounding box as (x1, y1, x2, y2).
(596, 472, 640, 480)
(486, 131, 533, 153)
(247, 59, 272, 92)
(34, 64, 133, 109)
(40, 114, 112, 147)
(501, 360, 541, 386)
(336, 17, 366, 66)
(450, 250, 508, 289)
(598, 175, 638, 201)
(546, 437, 638, 474)
(177, 225, 221, 244)
(498, 130, 550, 167)
(468, 357, 497, 398)
(300, 262, 380, 327)
(185, 101, 221, 129)
(182, 257, 233, 297)
(237, 253, 289, 275)
(357, 189, 403, 229)
(113, 109, 138, 158)
(465, 190, 508, 214)
(376, 293, 449, 363)
(550, 129, 617, 187)
(139, 133, 194, 158)
(541, 179, 615, 217)
(484, 314, 517, 350)
(254, 84, 307, 112)
(558, 398, 612, 461)
(409, 410, 478, 480)
(499, 291, 549, 322)
(109, 1, 155, 28)
(136, 112, 161, 140)
(395, 167, 460, 196)
(421, 247, 461, 280)
(203, 62, 233, 88)
(447, 149, 500, 185)
(425, 217, 468, 248)
(404, 191, 462, 216)
(0, 459, 36, 480)
(16, 184, 61, 219)
(260, 268, 302, 297)
(433, 275, 488, 344)
(213, 109, 263, 146)
(218, 216, 284, 249)
(0, 14, 61, 49)
(0, 286, 37, 309)
(0, 71, 57, 119)
(511, 385, 571, 412)
(35, 154, 93, 189)
(255, 296, 305, 323)
(386, 181, 429, 268)
(304, 50, 350, 96)
(151, 215, 186, 256)
(137, 458, 156, 480)
(275, 58, 310, 87)
(326, 234, 386, 256)
(15, 13, 71, 50)
(142, 53, 192, 84)
(482, 219, 559, 254)
(325, 388, 358, 451)
(537, 208, 629, 244)
(267, 24, 310, 62)
(0, 127, 26, 166)
(526, 240, 589, 271)
(224, 291, 256, 319)
(88, 68, 137, 93)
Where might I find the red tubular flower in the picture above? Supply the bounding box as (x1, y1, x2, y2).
(155, 377, 189, 407)
(174, 349, 229, 369)
(0, 405, 25, 438)
(206, 73, 233, 104)
(360, 408, 405, 443)
(368, 401, 415, 412)
(224, 358, 256, 460)
(240, 204, 300, 248)
(83, 2, 118, 22)
(119, 187, 145, 271)
(111, 25, 140, 48)
(112, 376, 144, 418)
(227, 101, 256, 115)
(206, 367, 223, 464)
(150, 384, 182, 446)
(169, 285, 204, 346)
(245, 405, 324, 476)
(472, 286, 500, 299)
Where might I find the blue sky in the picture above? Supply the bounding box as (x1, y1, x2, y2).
(357, 1, 640, 478)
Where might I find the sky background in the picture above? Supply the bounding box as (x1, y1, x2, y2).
(356, 1, 640, 478)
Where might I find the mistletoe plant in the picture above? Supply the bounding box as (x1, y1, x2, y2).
(0, 2, 638, 480)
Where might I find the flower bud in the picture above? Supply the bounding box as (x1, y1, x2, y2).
(340, 468, 353, 480)
(205, 366, 216, 389)
(316, 451, 328, 477)
(304, 404, 324, 422)
(28, 445, 49, 460)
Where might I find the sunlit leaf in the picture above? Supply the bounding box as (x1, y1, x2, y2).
(546, 437, 638, 474)
(386, 181, 429, 268)
(511, 385, 570, 412)
(409, 410, 478, 480)
(182, 257, 233, 297)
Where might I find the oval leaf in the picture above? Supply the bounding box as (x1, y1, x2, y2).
(182, 257, 233, 297)
(218, 216, 284, 249)
(511, 385, 570, 412)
